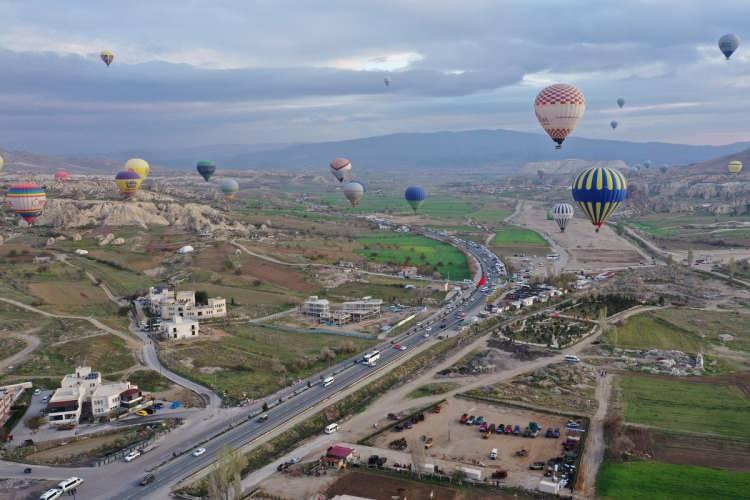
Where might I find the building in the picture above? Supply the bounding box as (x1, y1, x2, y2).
(340, 296, 382, 321)
(400, 266, 419, 278)
(0, 390, 14, 427)
(161, 315, 200, 340)
(148, 286, 226, 320)
(46, 367, 140, 427)
(301, 296, 331, 317)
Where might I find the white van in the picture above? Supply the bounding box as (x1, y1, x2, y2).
(564, 355, 580, 364)
(39, 489, 62, 500)
(322, 376, 335, 387)
(324, 422, 339, 434)
(57, 477, 84, 493)
(489, 448, 498, 460)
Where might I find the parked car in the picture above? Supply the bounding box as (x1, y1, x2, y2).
(466, 416, 475, 425)
(513, 425, 521, 435)
(124, 450, 141, 462)
(192, 447, 207, 457)
(529, 462, 546, 470)
(479, 422, 488, 432)
(474, 416, 484, 425)
(459, 413, 469, 424)
(553, 428, 561, 438)
(33, 389, 41, 396)
(23, 467, 32, 474)
(496, 424, 505, 434)
(135, 410, 149, 417)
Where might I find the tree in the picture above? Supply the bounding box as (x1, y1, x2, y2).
(687, 249, 694, 267)
(207, 444, 248, 500)
(195, 291, 208, 305)
(451, 468, 466, 483)
(25, 415, 46, 431)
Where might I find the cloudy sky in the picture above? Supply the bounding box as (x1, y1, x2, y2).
(1, 0, 749, 154)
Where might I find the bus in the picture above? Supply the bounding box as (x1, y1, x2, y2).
(322, 376, 335, 387)
(564, 355, 580, 364)
(363, 350, 380, 366)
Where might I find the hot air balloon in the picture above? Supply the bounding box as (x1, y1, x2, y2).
(125, 158, 149, 180)
(643, 160, 652, 169)
(660, 164, 670, 174)
(719, 34, 740, 60)
(220, 178, 239, 201)
(728, 160, 743, 174)
(552, 203, 574, 232)
(115, 171, 142, 199)
(610, 120, 618, 130)
(534, 83, 586, 149)
(343, 181, 364, 207)
(617, 97, 625, 108)
(196, 160, 216, 181)
(329, 158, 351, 183)
(571, 166, 627, 232)
(100, 50, 114, 67)
(384, 77, 391, 87)
(6, 183, 46, 225)
(404, 186, 427, 212)
(54, 170, 71, 182)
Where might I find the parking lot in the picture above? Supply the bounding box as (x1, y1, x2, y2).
(370, 397, 576, 488)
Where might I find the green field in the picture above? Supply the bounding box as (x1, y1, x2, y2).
(407, 382, 460, 399)
(629, 214, 750, 248)
(607, 309, 750, 353)
(471, 208, 513, 224)
(357, 234, 470, 280)
(126, 370, 171, 392)
(161, 325, 375, 401)
(328, 278, 443, 306)
(620, 375, 750, 440)
(490, 227, 549, 255)
(319, 193, 475, 219)
(597, 460, 750, 500)
(69, 255, 150, 296)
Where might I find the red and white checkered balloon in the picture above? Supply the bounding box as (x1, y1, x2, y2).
(534, 83, 586, 148)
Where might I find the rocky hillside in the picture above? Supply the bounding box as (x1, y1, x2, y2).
(37, 199, 248, 233)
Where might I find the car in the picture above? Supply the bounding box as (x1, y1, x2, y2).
(139, 473, 155, 486)
(440, 323, 447, 329)
(529, 462, 546, 470)
(33, 389, 41, 396)
(192, 447, 207, 457)
(425, 326, 432, 332)
(489, 448, 498, 460)
(23, 467, 32, 474)
(124, 450, 141, 462)
(288, 456, 301, 464)
(496, 424, 505, 434)
(479, 422, 488, 432)
(393, 343, 401, 350)
(466, 415, 475, 425)
(41, 396, 49, 403)
(399, 345, 407, 351)
(474, 416, 484, 425)
(256, 414, 269, 423)
(136, 410, 149, 417)
(154, 403, 164, 410)
(423, 333, 430, 338)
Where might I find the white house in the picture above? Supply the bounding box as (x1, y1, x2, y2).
(148, 286, 226, 320)
(91, 382, 130, 416)
(161, 315, 200, 340)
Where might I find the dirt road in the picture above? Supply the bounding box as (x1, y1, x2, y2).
(0, 329, 41, 373)
(575, 372, 612, 499)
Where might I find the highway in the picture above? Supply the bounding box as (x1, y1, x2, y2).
(0, 228, 504, 499)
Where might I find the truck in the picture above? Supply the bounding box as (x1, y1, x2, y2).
(362, 350, 380, 367)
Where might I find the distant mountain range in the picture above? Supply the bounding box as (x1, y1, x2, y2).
(139, 129, 750, 171)
(3, 129, 750, 175)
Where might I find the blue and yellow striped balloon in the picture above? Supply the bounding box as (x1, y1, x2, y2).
(571, 166, 627, 232)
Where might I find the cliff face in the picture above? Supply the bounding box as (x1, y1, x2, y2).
(36, 199, 248, 233)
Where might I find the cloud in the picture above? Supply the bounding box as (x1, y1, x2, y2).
(0, 0, 749, 152)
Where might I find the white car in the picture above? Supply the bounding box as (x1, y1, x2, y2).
(124, 450, 141, 462)
(33, 389, 41, 396)
(423, 333, 430, 338)
(399, 345, 407, 351)
(425, 326, 432, 332)
(192, 447, 207, 457)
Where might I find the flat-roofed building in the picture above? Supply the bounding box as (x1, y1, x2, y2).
(301, 296, 330, 317)
(161, 315, 200, 340)
(47, 386, 84, 427)
(340, 296, 382, 321)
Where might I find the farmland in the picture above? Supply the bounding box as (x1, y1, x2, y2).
(490, 227, 549, 255)
(596, 460, 750, 500)
(318, 193, 475, 219)
(327, 277, 444, 306)
(628, 213, 750, 250)
(606, 308, 750, 353)
(160, 324, 375, 402)
(356, 234, 470, 280)
(619, 375, 750, 440)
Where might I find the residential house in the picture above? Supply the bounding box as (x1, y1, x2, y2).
(161, 315, 200, 340)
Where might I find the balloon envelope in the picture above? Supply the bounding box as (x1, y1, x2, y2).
(534, 84, 586, 149)
(404, 186, 427, 212)
(54, 170, 71, 182)
(115, 171, 142, 199)
(329, 158, 351, 182)
(571, 166, 627, 231)
(125, 158, 150, 180)
(719, 34, 740, 60)
(610, 120, 618, 130)
(552, 203, 574, 232)
(196, 160, 216, 181)
(617, 97, 625, 108)
(100, 50, 114, 66)
(728, 160, 743, 174)
(384, 77, 391, 87)
(220, 179, 239, 200)
(643, 160, 652, 169)
(6, 183, 47, 224)
(343, 181, 364, 207)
